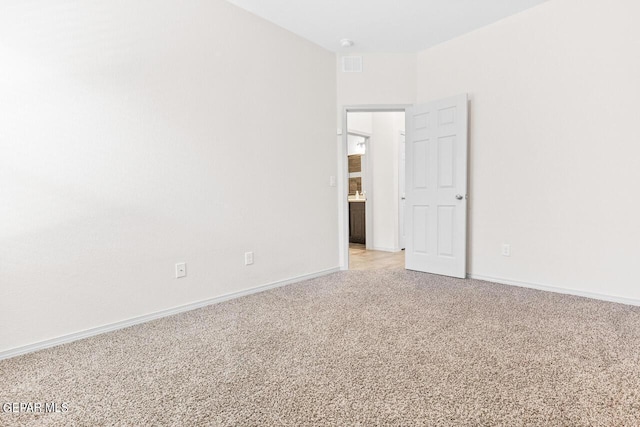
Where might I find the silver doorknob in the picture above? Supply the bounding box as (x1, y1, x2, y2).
(455, 194, 463, 200)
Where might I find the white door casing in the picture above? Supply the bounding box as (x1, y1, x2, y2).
(405, 94, 468, 278)
(398, 131, 406, 250)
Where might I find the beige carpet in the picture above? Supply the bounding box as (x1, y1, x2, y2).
(2, 270, 640, 426)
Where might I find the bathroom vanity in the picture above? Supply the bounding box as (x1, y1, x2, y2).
(349, 200, 366, 244)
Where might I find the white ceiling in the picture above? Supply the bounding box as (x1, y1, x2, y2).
(225, 0, 549, 53)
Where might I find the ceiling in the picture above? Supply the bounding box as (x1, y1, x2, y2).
(225, 0, 549, 53)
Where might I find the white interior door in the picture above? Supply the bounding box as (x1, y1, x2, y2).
(405, 94, 468, 278)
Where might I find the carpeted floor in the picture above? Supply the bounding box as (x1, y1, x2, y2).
(2, 270, 640, 426)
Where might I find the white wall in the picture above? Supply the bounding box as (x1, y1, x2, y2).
(347, 112, 373, 135)
(369, 112, 405, 252)
(0, 0, 338, 353)
(337, 53, 416, 122)
(416, 0, 640, 301)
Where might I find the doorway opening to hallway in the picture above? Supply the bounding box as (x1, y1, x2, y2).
(344, 109, 406, 271)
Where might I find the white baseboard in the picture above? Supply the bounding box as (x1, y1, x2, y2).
(0, 267, 340, 361)
(468, 273, 640, 307)
(369, 246, 401, 253)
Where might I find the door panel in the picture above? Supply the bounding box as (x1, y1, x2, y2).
(405, 94, 468, 278)
(412, 205, 429, 254)
(413, 139, 429, 188)
(438, 136, 455, 188)
(437, 206, 455, 257)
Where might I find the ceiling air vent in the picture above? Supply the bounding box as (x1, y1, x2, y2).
(342, 56, 363, 73)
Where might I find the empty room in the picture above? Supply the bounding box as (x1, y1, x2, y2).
(2, 0, 639, 425)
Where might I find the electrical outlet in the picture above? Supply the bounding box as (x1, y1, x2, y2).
(329, 175, 336, 187)
(244, 252, 254, 266)
(175, 262, 186, 278)
(501, 244, 511, 257)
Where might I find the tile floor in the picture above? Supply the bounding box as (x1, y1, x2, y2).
(348, 243, 405, 270)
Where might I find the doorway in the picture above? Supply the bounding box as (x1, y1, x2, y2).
(340, 95, 469, 277)
(342, 108, 408, 270)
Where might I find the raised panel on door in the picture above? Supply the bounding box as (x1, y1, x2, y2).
(437, 206, 455, 257)
(412, 205, 429, 255)
(412, 139, 429, 189)
(438, 136, 455, 189)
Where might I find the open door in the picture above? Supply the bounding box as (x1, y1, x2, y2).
(405, 94, 468, 278)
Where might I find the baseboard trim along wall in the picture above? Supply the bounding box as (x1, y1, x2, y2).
(370, 246, 402, 253)
(468, 273, 640, 307)
(0, 267, 341, 361)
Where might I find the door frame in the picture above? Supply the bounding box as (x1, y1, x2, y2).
(339, 105, 411, 270)
(398, 130, 406, 250)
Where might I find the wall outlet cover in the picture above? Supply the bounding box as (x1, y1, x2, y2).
(175, 262, 187, 278)
(501, 244, 511, 257)
(244, 252, 254, 265)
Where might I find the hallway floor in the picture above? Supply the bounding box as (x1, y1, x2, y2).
(348, 243, 405, 270)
